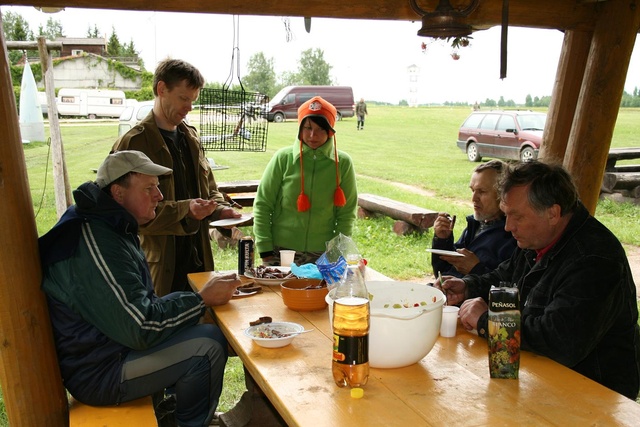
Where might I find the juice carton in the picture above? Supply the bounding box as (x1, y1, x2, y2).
(488, 285, 521, 379)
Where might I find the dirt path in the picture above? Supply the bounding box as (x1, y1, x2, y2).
(368, 176, 640, 296)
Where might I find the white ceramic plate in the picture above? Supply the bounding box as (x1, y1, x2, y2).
(244, 267, 294, 286)
(244, 322, 304, 348)
(425, 248, 464, 257)
(210, 213, 253, 227)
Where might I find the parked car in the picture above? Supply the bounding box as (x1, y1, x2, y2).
(264, 85, 355, 123)
(456, 110, 547, 162)
(117, 100, 154, 136)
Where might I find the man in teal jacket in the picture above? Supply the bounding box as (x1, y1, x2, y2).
(39, 151, 241, 427)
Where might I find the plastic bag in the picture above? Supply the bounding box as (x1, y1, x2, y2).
(316, 234, 362, 286)
(323, 233, 361, 264)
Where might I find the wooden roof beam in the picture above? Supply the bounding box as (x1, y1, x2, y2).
(11, 0, 600, 31)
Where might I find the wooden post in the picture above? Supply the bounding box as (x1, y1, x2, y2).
(564, 1, 640, 214)
(37, 36, 73, 216)
(0, 17, 68, 427)
(539, 29, 591, 163)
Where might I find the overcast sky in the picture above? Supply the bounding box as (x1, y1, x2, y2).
(4, 5, 640, 105)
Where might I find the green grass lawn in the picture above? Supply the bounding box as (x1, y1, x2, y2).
(23, 106, 640, 277)
(2, 106, 639, 423)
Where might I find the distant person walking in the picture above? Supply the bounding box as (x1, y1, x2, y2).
(356, 98, 368, 130)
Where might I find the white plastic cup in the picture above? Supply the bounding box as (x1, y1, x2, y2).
(280, 250, 296, 267)
(440, 306, 460, 338)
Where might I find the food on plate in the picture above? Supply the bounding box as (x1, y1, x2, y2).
(249, 316, 273, 326)
(248, 266, 295, 280)
(237, 283, 262, 293)
(249, 324, 293, 339)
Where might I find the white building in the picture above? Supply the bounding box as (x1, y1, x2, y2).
(36, 53, 142, 91)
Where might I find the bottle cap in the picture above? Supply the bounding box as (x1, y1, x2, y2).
(350, 387, 364, 399)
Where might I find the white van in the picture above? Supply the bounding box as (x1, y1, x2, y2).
(57, 88, 127, 119)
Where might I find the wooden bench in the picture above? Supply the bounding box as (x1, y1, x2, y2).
(218, 180, 259, 194)
(357, 193, 438, 235)
(601, 149, 640, 201)
(69, 396, 157, 426)
(218, 180, 260, 207)
(605, 147, 640, 171)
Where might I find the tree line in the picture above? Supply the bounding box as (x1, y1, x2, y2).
(209, 49, 333, 100)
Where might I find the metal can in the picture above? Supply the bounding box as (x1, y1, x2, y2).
(238, 236, 255, 275)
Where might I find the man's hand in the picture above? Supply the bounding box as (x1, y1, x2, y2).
(441, 248, 479, 275)
(218, 207, 242, 220)
(434, 276, 467, 306)
(198, 272, 241, 306)
(188, 198, 217, 220)
(434, 213, 455, 239)
(459, 297, 488, 331)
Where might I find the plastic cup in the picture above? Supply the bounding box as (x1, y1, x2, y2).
(440, 306, 460, 337)
(280, 250, 296, 267)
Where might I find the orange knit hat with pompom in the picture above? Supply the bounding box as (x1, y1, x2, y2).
(296, 96, 346, 212)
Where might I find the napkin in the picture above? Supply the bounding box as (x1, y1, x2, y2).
(291, 263, 323, 280)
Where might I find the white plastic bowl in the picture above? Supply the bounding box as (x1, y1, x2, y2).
(326, 281, 445, 368)
(244, 322, 304, 348)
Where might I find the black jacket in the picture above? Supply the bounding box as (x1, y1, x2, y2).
(465, 203, 640, 399)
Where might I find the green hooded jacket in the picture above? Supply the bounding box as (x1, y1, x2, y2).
(253, 138, 358, 256)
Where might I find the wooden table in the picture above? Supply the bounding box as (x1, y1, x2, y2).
(189, 271, 640, 426)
